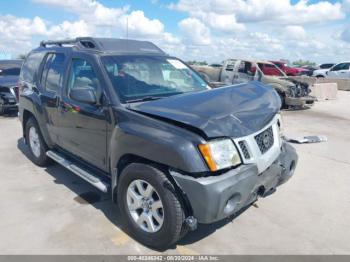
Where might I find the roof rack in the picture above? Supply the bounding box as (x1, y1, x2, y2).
(39, 37, 166, 55)
(40, 37, 97, 49)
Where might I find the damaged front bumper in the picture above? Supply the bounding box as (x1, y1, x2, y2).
(170, 142, 298, 224)
(285, 95, 316, 107)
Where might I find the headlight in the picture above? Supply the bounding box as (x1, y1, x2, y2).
(198, 139, 241, 171)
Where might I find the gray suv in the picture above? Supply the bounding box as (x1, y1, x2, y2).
(18, 37, 298, 249)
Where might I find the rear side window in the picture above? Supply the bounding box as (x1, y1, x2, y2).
(320, 63, 334, 69)
(20, 52, 45, 84)
(41, 53, 66, 92)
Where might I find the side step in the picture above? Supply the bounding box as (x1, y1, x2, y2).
(46, 150, 109, 193)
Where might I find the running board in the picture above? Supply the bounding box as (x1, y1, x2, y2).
(46, 150, 109, 193)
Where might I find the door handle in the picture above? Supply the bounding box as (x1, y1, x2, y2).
(60, 101, 81, 113)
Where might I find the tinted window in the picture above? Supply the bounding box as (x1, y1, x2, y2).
(102, 56, 209, 103)
(274, 63, 283, 68)
(41, 53, 65, 92)
(20, 52, 45, 83)
(0, 67, 20, 76)
(320, 63, 334, 69)
(238, 61, 253, 75)
(331, 63, 350, 71)
(68, 59, 101, 100)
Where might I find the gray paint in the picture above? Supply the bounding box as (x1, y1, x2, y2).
(129, 81, 281, 139)
(171, 142, 298, 224)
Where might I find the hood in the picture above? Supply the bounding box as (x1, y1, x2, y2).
(0, 76, 18, 88)
(264, 75, 294, 87)
(128, 81, 281, 139)
(313, 69, 328, 74)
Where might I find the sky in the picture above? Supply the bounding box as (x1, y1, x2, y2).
(0, 0, 349, 63)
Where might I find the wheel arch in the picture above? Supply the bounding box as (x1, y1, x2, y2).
(112, 154, 194, 217)
(22, 109, 35, 142)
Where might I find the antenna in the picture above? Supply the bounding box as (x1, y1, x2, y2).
(126, 17, 129, 39)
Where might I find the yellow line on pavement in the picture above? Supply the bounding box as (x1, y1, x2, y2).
(111, 230, 131, 246)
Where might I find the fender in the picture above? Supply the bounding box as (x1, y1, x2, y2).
(19, 90, 54, 147)
(109, 108, 209, 175)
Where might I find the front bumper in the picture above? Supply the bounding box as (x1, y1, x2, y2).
(285, 95, 316, 107)
(171, 142, 298, 224)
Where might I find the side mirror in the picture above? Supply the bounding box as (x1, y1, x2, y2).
(70, 87, 97, 104)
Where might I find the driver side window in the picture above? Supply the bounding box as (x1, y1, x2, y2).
(68, 58, 101, 102)
(331, 63, 350, 71)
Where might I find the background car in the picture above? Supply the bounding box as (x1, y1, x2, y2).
(0, 60, 22, 114)
(312, 63, 335, 77)
(270, 61, 308, 76)
(325, 62, 350, 79)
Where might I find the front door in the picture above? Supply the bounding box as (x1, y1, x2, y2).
(58, 57, 108, 171)
(327, 63, 350, 79)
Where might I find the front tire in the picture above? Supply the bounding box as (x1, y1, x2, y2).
(25, 117, 51, 166)
(117, 163, 186, 250)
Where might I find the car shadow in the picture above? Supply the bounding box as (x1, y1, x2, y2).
(17, 137, 250, 251)
(0, 110, 18, 118)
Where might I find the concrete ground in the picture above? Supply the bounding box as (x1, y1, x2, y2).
(0, 91, 349, 255)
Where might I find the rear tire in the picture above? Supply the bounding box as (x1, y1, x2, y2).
(117, 163, 186, 250)
(25, 117, 51, 166)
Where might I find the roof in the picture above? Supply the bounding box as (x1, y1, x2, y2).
(39, 37, 167, 56)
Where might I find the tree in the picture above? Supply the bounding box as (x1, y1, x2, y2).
(187, 60, 207, 65)
(292, 59, 316, 67)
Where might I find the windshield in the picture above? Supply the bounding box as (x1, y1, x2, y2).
(102, 55, 209, 103)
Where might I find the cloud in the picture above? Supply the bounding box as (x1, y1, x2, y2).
(284, 25, 306, 40)
(32, 0, 168, 38)
(32, 0, 128, 27)
(0, 0, 183, 58)
(342, 0, 350, 11)
(179, 18, 211, 45)
(341, 26, 350, 42)
(120, 11, 164, 37)
(170, 0, 345, 25)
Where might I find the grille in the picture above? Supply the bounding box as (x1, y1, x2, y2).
(238, 141, 250, 159)
(254, 126, 274, 154)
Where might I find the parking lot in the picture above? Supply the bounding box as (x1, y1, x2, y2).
(0, 91, 349, 255)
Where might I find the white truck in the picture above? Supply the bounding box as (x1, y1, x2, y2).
(192, 59, 316, 108)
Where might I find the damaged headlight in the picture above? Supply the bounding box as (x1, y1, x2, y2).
(198, 139, 241, 171)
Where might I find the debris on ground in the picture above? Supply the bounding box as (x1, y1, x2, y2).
(283, 135, 327, 144)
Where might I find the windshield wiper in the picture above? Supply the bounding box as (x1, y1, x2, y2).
(126, 96, 163, 103)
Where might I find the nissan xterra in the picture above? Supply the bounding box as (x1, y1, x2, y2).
(19, 38, 298, 249)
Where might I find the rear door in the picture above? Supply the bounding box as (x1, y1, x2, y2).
(58, 56, 108, 171)
(38, 52, 67, 144)
(327, 63, 350, 79)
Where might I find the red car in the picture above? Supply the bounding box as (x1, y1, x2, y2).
(269, 61, 307, 76)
